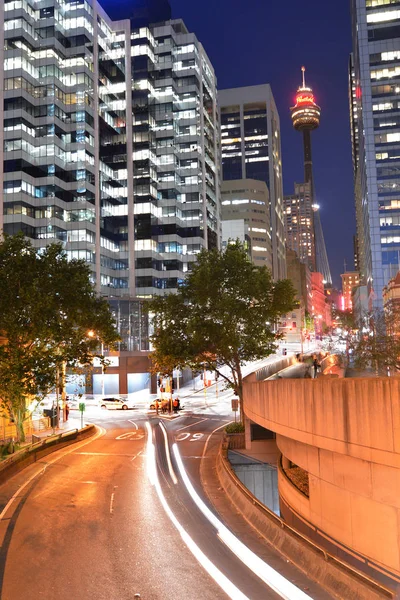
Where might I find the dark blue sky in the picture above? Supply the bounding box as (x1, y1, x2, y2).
(169, 0, 355, 289)
(102, 0, 355, 288)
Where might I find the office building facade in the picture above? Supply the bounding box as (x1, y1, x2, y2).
(219, 85, 286, 280)
(0, 1, 220, 299)
(221, 179, 272, 270)
(284, 181, 315, 271)
(351, 0, 400, 306)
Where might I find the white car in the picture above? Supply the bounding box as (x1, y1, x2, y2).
(99, 397, 129, 410)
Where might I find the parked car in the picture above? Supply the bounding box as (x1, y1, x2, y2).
(99, 397, 129, 410)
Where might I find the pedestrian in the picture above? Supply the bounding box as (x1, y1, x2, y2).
(65, 402, 70, 421)
(312, 357, 320, 378)
(173, 397, 179, 413)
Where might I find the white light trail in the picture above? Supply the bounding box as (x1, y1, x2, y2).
(144, 422, 249, 600)
(159, 422, 178, 484)
(172, 444, 314, 600)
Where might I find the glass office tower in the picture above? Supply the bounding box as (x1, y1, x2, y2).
(351, 0, 400, 306)
(0, 0, 220, 299)
(219, 85, 286, 280)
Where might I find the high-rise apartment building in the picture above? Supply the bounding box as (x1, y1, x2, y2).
(219, 85, 286, 280)
(0, 0, 220, 298)
(350, 0, 400, 306)
(341, 270, 360, 311)
(284, 181, 315, 271)
(221, 179, 271, 270)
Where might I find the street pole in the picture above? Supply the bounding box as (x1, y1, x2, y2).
(203, 365, 207, 407)
(101, 342, 105, 397)
(61, 360, 67, 422)
(55, 366, 59, 431)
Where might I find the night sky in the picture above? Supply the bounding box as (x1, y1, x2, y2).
(102, 0, 355, 288)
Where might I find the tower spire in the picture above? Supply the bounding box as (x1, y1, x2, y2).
(301, 65, 306, 88)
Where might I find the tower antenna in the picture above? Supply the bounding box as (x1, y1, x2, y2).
(301, 65, 306, 88)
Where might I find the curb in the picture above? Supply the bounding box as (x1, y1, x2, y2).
(0, 425, 96, 487)
(212, 439, 394, 600)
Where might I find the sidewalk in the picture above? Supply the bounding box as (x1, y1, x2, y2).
(30, 413, 85, 442)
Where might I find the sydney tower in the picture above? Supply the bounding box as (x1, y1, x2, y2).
(290, 67, 332, 286)
(290, 66, 321, 197)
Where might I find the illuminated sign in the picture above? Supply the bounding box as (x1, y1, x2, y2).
(295, 93, 315, 106)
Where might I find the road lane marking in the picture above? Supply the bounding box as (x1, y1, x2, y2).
(131, 450, 143, 462)
(159, 423, 177, 484)
(0, 425, 106, 523)
(128, 420, 139, 429)
(144, 422, 249, 600)
(75, 452, 137, 457)
(110, 492, 115, 514)
(176, 419, 207, 431)
(202, 422, 230, 461)
(173, 444, 313, 600)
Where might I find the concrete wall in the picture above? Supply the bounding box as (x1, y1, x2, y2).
(233, 462, 279, 515)
(215, 446, 393, 600)
(242, 376, 400, 577)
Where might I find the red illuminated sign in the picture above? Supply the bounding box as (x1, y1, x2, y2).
(295, 93, 315, 107)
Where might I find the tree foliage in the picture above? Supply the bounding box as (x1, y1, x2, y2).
(351, 307, 400, 375)
(148, 242, 297, 420)
(0, 234, 119, 441)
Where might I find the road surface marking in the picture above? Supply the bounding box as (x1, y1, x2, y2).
(128, 420, 139, 429)
(116, 431, 144, 440)
(176, 419, 207, 431)
(110, 492, 115, 514)
(144, 422, 249, 600)
(173, 444, 313, 600)
(0, 425, 106, 523)
(131, 450, 143, 462)
(75, 452, 137, 457)
(159, 422, 177, 484)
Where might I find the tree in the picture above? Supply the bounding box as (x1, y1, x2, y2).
(351, 307, 400, 375)
(148, 242, 297, 421)
(0, 234, 119, 442)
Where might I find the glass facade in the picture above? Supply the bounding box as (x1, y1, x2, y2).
(108, 298, 149, 351)
(0, 4, 220, 299)
(351, 0, 400, 305)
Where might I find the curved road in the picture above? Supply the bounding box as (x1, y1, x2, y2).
(0, 409, 333, 600)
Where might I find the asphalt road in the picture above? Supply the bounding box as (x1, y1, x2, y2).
(0, 407, 333, 600)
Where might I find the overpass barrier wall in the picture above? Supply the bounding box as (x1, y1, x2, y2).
(242, 376, 400, 578)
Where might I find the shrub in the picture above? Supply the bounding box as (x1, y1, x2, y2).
(225, 422, 244, 434)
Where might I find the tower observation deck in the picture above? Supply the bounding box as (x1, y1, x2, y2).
(290, 67, 332, 286)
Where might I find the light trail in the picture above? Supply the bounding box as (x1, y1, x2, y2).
(173, 443, 314, 600)
(158, 422, 178, 484)
(144, 422, 249, 600)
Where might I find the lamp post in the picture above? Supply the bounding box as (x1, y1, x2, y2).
(61, 360, 67, 422)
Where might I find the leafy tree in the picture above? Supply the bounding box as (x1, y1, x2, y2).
(0, 234, 119, 442)
(148, 242, 297, 421)
(351, 307, 400, 375)
(323, 308, 357, 358)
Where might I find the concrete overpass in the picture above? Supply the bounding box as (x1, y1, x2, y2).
(242, 368, 400, 589)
